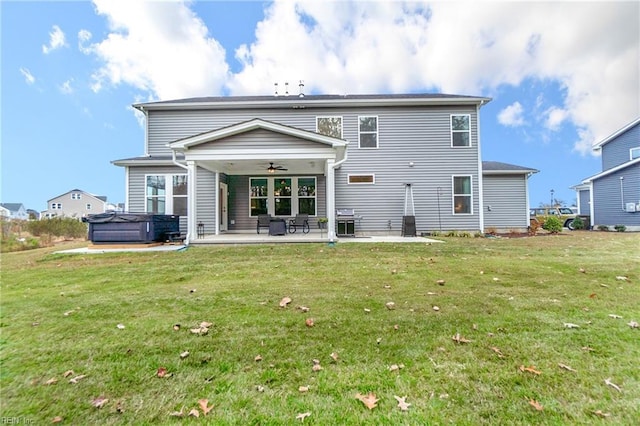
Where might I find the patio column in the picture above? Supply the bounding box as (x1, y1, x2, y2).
(214, 171, 220, 235)
(187, 160, 197, 243)
(326, 159, 336, 242)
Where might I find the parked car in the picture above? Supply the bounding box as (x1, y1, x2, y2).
(530, 207, 579, 230)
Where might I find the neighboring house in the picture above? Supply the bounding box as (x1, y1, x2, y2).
(41, 189, 110, 219)
(0, 203, 29, 220)
(113, 92, 536, 243)
(574, 118, 640, 231)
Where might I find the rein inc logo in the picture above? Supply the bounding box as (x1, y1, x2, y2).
(1, 418, 34, 424)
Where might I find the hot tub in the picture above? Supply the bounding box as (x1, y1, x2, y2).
(82, 212, 180, 244)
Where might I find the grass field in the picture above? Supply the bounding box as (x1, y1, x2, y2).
(1, 232, 638, 424)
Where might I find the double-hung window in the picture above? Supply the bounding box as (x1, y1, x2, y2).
(358, 116, 378, 148)
(451, 115, 471, 147)
(146, 174, 188, 215)
(453, 176, 472, 214)
(316, 116, 343, 138)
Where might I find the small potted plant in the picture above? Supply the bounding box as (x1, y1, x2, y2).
(318, 217, 328, 236)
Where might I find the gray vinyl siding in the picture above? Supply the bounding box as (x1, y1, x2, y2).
(578, 189, 590, 215)
(600, 123, 639, 171)
(592, 164, 640, 227)
(483, 175, 529, 230)
(195, 168, 217, 233)
(193, 128, 325, 151)
(144, 104, 481, 232)
(127, 165, 189, 232)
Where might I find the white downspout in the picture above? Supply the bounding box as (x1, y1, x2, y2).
(328, 145, 348, 243)
(171, 152, 192, 244)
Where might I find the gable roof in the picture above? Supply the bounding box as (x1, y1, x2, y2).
(0, 203, 25, 212)
(593, 117, 640, 151)
(169, 118, 348, 150)
(47, 189, 107, 203)
(582, 157, 640, 183)
(134, 93, 491, 111)
(482, 161, 538, 175)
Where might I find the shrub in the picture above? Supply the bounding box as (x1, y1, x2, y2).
(571, 216, 585, 230)
(27, 217, 87, 239)
(542, 216, 563, 234)
(614, 224, 626, 232)
(597, 225, 609, 231)
(529, 220, 540, 235)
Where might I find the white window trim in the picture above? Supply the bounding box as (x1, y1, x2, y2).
(452, 175, 473, 215)
(71, 193, 82, 200)
(249, 177, 317, 217)
(145, 173, 187, 215)
(358, 115, 379, 149)
(86, 204, 92, 210)
(347, 174, 376, 185)
(316, 116, 343, 139)
(450, 114, 472, 148)
(630, 147, 640, 160)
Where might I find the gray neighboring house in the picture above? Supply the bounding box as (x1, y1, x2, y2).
(113, 92, 536, 243)
(574, 118, 640, 231)
(0, 203, 29, 220)
(41, 189, 111, 220)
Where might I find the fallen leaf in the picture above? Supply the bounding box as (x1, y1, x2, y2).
(180, 351, 190, 359)
(296, 412, 311, 422)
(432, 306, 440, 311)
(600, 283, 609, 287)
(604, 377, 622, 392)
(198, 399, 214, 415)
(364, 308, 371, 313)
(52, 416, 63, 423)
(190, 326, 209, 335)
(388, 363, 405, 372)
(330, 352, 339, 362)
(115, 400, 124, 413)
(69, 374, 87, 384)
(279, 297, 292, 308)
(582, 346, 595, 352)
(627, 321, 638, 328)
(169, 407, 185, 417)
(579, 268, 586, 273)
(383, 285, 391, 289)
(436, 279, 445, 286)
(312, 364, 323, 372)
(589, 293, 597, 298)
(63, 370, 74, 378)
(490, 347, 504, 358)
(305, 318, 315, 327)
(528, 399, 544, 411)
(519, 365, 542, 375)
(393, 324, 399, 330)
(558, 363, 577, 372)
(426, 291, 437, 295)
(157, 367, 169, 378)
(385, 301, 396, 310)
(592, 410, 611, 418)
(173, 324, 181, 331)
(200, 321, 213, 328)
(615, 276, 628, 281)
(355, 392, 379, 410)
(608, 314, 622, 319)
(91, 396, 109, 408)
(564, 323, 580, 328)
(376, 337, 382, 344)
(299, 385, 309, 393)
(45, 378, 58, 385)
(188, 408, 200, 418)
(298, 306, 310, 313)
(391, 269, 397, 275)
(394, 395, 411, 411)
(116, 323, 125, 329)
(452, 333, 472, 344)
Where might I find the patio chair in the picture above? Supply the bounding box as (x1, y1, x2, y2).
(257, 214, 271, 234)
(288, 214, 310, 234)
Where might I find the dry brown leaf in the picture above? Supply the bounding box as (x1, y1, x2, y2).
(452, 333, 472, 344)
(63, 370, 74, 378)
(173, 324, 181, 331)
(198, 399, 214, 415)
(200, 321, 213, 328)
(558, 363, 577, 372)
(296, 412, 311, 422)
(592, 410, 611, 418)
(519, 365, 542, 375)
(45, 378, 58, 385)
(157, 367, 169, 378)
(279, 297, 292, 308)
(490, 347, 504, 358)
(254, 354, 263, 362)
(91, 396, 109, 408)
(330, 352, 339, 362)
(299, 385, 309, 393)
(564, 323, 580, 328)
(394, 395, 411, 411)
(115, 400, 124, 413)
(604, 377, 622, 392)
(297, 306, 310, 313)
(305, 318, 315, 327)
(386, 302, 396, 310)
(432, 306, 440, 311)
(69, 374, 87, 384)
(355, 392, 379, 410)
(582, 346, 595, 352)
(609, 314, 622, 319)
(628, 321, 639, 328)
(528, 399, 544, 411)
(52, 416, 63, 423)
(180, 351, 190, 359)
(312, 364, 323, 372)
(615, 276, 628, 281)
(169, 407, 185, 417)
(388, 364, 405, 372)
(436, 279, 445, 286)
(188, 408, 200, 418)
(589, 293, 597, 298)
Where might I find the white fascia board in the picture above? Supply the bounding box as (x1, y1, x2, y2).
(185, 150, 336, 161)
(592, 117, 640, 151)
(582, 157, 640, 182)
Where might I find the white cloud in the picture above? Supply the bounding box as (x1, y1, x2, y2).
(42, 25, 66, 54)
(498, 102, 525, 127)
(19, 67, 35, 85)
(78, 29, 93, 54)
(85, 0, 228, 100)
(83, 0, 639, 157)
(60, 79, 74, 94)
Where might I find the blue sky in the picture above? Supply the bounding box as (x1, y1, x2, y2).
(2, 0, 638, 212)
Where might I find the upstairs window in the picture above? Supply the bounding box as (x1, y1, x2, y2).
(358, 116, 378, 148)
(451, 114, 471, 147)
(631, 147, 640, 160)
(71, 193, 82, 200)
(316, 116, 343, 139)
(51, 203, 62, 209)
(86, 204, 92, 210)
(453, 175, 472, 214)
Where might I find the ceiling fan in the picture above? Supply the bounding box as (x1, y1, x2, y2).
(267, 162, 288, 173)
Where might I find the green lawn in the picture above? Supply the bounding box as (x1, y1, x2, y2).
(1, 232, 639, 424)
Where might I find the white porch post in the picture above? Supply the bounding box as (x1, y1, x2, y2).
(214, 171, 220, 235)
(326, 159, 336, 242)
(187, 161, 197, 243)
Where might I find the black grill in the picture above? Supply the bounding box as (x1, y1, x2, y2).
(336, 209, 357, 237)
